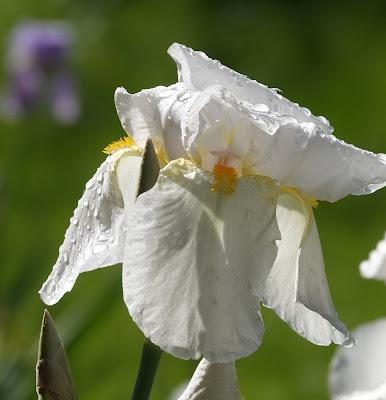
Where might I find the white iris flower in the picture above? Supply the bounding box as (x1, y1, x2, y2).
(40, 43, 386, 362)
(329, 319, 386, 400)
(360, 232, 386, 282)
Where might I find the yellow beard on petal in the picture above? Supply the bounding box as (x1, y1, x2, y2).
(211, 162, 238, 196)
(103, 136, 141, 155)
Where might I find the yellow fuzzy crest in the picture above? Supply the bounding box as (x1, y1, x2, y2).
(103, 136, 139, 155)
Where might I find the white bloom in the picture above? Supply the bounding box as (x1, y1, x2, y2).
(40, 43, 386, 362)
(176, 358, 240, 400)
(360, 232, 386, 282)
(329, 319, 386, 400)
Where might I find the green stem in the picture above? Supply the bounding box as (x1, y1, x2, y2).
(131, 340, 162, 400)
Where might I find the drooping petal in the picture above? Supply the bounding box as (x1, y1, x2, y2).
(329, 319, 386, 400)
(123, 159, 279, 362)
(168, 42, 332, 133)
(359, 232, 386, 282)
(114, 84, 189, 160)
(177, 358, 241, 400)
(255, 123, 386, 202)
(39, 149, 142, 305)
(263, 192, 349, 345)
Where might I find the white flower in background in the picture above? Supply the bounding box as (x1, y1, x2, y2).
(329, 319, 386, 400)
(40, 43, 386, 362)
(173, 358, 241, 400)
(360, 232, 386, 282)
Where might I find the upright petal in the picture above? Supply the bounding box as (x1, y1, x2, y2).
(39, 149, 142, 305)
(123, 159, 279, 362)
(177, 358, 241, 400)
(168, 43, 332, 133)
(263, 192, 349, 345)
(359, 232, 386, 282)
(329, 319, 386, 400)
(114, 84, 188, 160)
(256, 124, 386, 202)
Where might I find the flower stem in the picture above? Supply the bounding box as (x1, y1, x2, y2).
(131, 339, 162, 400)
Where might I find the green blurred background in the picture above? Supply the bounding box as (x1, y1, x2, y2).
(1, 0, 386, 398)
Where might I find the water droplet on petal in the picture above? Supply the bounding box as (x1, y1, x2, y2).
(98, 233, 108, 242)
(244, 209, 254, 221)
(318, 115, 330, 125)
(62, 251, 69, 265)
(92, 243, 108, 254)
(295, 133, 309, 150)
(254, 104, 269, 112)
(343, 336, 357, 348)
(281, 115, 298, 125)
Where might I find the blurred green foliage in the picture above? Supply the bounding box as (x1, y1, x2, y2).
(1, 0, 386, 399)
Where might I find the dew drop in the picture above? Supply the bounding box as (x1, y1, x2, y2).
(62, 251, 69, 265)
(254, 103, 269, 112)
(92, 243, 108, 254)
(318, 115, 330, 125)
(71, 217, 79, 226)
(343, 336, 357, 348)
(98, 233, 108, 242)
(244, 209, 254, 221)
(281, 115, 297, 125)
(295, 134, 309, 150)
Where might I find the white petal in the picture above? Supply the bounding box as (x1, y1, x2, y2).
(180, 85, 278, 173)
(177, 359, 240, 400)
(256, 123, 386, 202)
(263, 193, 349, 345)
(114, 86, 163, 148)
(39, 150, 142, 305)
(114, 84, 188, 160)
(329, 319, 386, 400)
(123, 159, 279, 362)
(359, 232, 386, 282)
(168, 43, 332, 133)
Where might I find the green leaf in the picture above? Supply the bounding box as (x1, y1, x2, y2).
(136, 138, 160, 197)
(36, 310, 78, 400)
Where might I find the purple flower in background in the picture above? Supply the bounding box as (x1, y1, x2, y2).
(1, 21, 80, 124)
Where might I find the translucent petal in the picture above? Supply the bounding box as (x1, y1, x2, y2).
(168, 43, 332, 133)
(256, 124, 386, 202)
(263, 193, 349, 345)
(39, 150, 142, 305)
(359, 232, 386, 282)
(123, 159, 279, 362)
(177, 358, 240, 400)
(329, 319, 386, 400)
